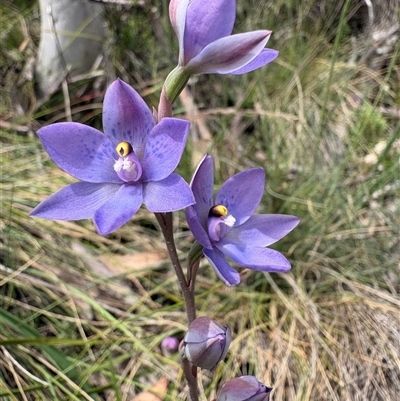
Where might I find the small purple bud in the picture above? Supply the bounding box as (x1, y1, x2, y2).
(161, 336, 180, 354)
(181, 316, 231, 370)
(217, 376, 272, 401)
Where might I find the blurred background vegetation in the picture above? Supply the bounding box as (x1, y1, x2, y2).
(1, 0, 399, 400)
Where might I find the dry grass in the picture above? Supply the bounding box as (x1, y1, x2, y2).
(1, 0, 399, 400)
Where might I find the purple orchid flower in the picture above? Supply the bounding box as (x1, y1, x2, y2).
(169, 0, 279, 75)
(31, 79, 195, 235)
(185, 155, 300, 286)
(217, 376, 272, 401)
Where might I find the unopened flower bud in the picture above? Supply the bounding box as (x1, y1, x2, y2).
(217, 376, 272, 401)
(161, 336, 180, 354)
(181, 316, 231, 370)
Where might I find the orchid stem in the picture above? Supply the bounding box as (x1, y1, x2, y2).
(156, 78, 197, 324)
(155, 212, 199, 401)
(181, 358, 199, 401)
(155, 212, 197, 324)
(156, 77, 199, 401)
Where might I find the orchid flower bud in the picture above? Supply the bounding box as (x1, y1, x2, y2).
(217, 376, 272, 401)
(161, 336, 180, 355)
(181, 316, 231, 370)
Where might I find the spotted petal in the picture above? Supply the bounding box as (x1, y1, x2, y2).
(216, 168, 265, 226)
(30, 182, 120, 220)
(204, 247, 240, 286)
(141, 118, 190, 182)
(94, 183, 143, 235)
(143, 173, 194, 212)
(103, 79, 154, 158)
(37, 123, 120, 183)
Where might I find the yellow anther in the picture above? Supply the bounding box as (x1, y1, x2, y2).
(116, 141, 132, 157)
(209, 205, 228, 217)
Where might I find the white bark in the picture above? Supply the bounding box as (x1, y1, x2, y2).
(36, 0, 105, 98)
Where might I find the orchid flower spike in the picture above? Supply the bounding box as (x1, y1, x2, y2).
(181, 316, 231, 370)
(169, 0, 278, 76)
(217, 376, 273, 401)
(186, 154, 300, 286)
(31, 79, 194, 235)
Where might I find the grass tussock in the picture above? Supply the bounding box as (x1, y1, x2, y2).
(1, 0, 399, 400)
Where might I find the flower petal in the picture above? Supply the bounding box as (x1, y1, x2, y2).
(94, 183, 143, 235)
(217, 241, 292, 272)
(143, 173, 195, 212)
(186, 31, 271, 74)
(30, 182, 120, 220)
(190, 154, 214, 228)
(186, 205, 213, 249)
(103, 79, 154, 158)
(141, 118, 190, 182)
(224, 214, 300, 247)
(183, 0, 236, 63)
(37, 123, 121, 183)
(203, 247, 240, 286)
(169, 0, 190, 64)
(216, 168, 265, 226)
(231, 48, 279, 75)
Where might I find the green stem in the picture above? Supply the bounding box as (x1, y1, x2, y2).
(164, 66, 191, 104)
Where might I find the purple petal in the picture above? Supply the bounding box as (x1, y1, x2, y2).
(30, 182, 120, 220)
(224, 214, 300, 247)
(141, 118, 190, 182)
(185, 316, 226, 343)
(94, 183, 143, 235)
(37, 123, 121, 183)
(190, 154, 214, 228)
(231, 48, 279, 75)
(186, 31, 271, 74)
(203, 247, 240, 286)
(184, 337, 223, 370)
(103, 79, 154, 158)
(183, 0, 236, 63)
(169, 0, 190, 64)
(217, 242, 292, 272)
(216, 168, 265, 226)
(143, 173, 195, 212)
(218, 376, 272, 401)
(186, 205, 213, 249)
